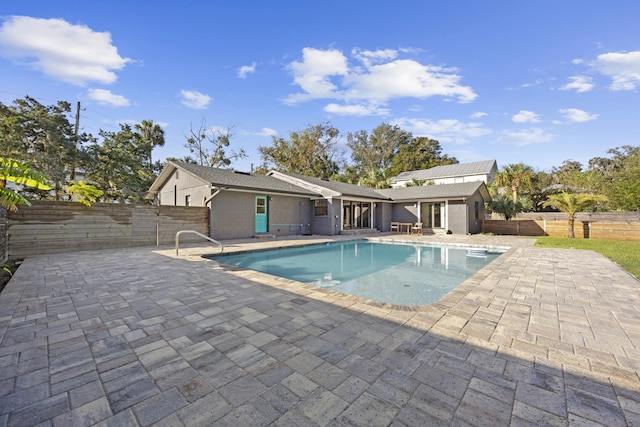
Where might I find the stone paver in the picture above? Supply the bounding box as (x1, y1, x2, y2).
(0, 234, 639, 425)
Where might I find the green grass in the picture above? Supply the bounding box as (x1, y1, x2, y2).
(534, 236, 640, 280)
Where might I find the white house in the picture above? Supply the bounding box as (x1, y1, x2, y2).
(389, 160, 498, 188)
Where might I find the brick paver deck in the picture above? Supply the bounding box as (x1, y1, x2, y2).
(0, 234, 639, 426)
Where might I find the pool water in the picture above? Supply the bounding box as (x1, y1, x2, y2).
(212, 241, 503, 306)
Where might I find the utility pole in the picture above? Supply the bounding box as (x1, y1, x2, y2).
(71, 101, 80, 181)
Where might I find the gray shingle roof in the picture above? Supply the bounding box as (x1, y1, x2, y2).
(275, 172, 391, 200)
(165, 162, 318, 196)
(391, 160, 497, 182)
(148, 162, 490, 202)
(377, 181, 488, 201)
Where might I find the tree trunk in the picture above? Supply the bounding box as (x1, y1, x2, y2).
(568, 215, 575, 238)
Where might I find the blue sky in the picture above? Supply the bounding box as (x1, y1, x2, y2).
(1, 1, 639, 173)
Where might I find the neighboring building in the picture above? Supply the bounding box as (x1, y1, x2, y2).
(389, 160, 498, 188)
(146, 160, 492, 239)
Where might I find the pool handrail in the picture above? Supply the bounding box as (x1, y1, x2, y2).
(175, 230, 223, 256)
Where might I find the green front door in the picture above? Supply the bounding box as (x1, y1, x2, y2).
(255, 196, 268, 233)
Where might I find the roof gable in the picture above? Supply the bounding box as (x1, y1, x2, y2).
(146, 161, 318, 198)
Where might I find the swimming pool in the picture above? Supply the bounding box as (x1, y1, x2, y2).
(211, 241, 504, 306)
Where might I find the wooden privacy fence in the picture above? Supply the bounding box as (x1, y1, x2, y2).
(483, 212, 640, 241)
(0, 206, 7, 264)
(8, 201, 209, 257)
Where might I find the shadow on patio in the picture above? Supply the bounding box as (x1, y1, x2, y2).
(0, 235, 638, 426)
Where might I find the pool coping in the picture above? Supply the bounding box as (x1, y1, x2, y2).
(204, 236, 516, 314)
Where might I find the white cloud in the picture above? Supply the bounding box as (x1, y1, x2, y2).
(284, 47, 477, 111)
(258, 127, 277, 137)
(592, 50, 640, 90)
(284, 47, 349, 104)
(345, 59, 477, 103)
(512, 110, 540, 123)
(559, 108, 598, 122)
(324, 103, 389, 116)
(351, 48, 397, 67)
(180, 90, 212, 109)
(470, 111, 487, 119)
(87, 89, 129, 107)
(561, 76, 594, 93)
(238, 62, 256, 78)
(495, 128, 554, 146)
(0, 16, 131, 86)
(392, 118, 491, 144)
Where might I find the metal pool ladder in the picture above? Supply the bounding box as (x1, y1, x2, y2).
(175, 230, 224, 256)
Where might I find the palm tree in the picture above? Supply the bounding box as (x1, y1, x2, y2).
(135, 120, 165, 169)
(0, 158, 51, 211)
(494, 163, 534, 202)
(541, 192, 608, 238)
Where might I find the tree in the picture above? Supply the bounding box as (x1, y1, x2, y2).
(347, 123, 412, 182)
(586, 146, 640, 211)
(387, 137, 457, 178)
(604, 152, 640, 211)
(0, 157, 51, 210)
(85, 124, 155, 203)
(487, 194, 525, 220)
(65, 181, 104, 206)
(405, 178, 428, 187)
(0, 96, 78, 199)
(258, 122, 343, 178)
(184, 119, 246, 168)
(135, 119, 165, 170)
(541, 192, 608, 238)
(494, 163, 534, 203)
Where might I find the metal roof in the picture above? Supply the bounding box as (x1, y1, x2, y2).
(391, 160, 497, 182)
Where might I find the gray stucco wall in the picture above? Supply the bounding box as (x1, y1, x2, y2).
(310, 197, 341, 236)
(210, 191, 313, 240)
(447, 201, 469, 234)
(158, 169, 211, 207)
(468, 193, 485, 234)
(268, 196, 312, 236)
(392, 203, 418, 224)
(377, 203, 393, 232)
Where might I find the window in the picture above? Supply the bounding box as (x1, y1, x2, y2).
(474, 201, 479, 219)
(314, 199, 328, 216)
(256, 197, 266, 214)
(185, 195, 191, 207)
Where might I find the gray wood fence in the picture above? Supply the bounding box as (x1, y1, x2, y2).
(484, 212, 640, 241)
(0, 207, 7, 264)
(8, 201, 209, 257)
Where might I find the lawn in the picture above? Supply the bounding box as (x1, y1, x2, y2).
(534, 236, 640, 280)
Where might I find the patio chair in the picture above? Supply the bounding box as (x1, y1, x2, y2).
(390, 221, 400, 233)
(411, 222, 423, 235)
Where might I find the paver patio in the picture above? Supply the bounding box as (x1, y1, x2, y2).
(0, 234, 639, 426)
